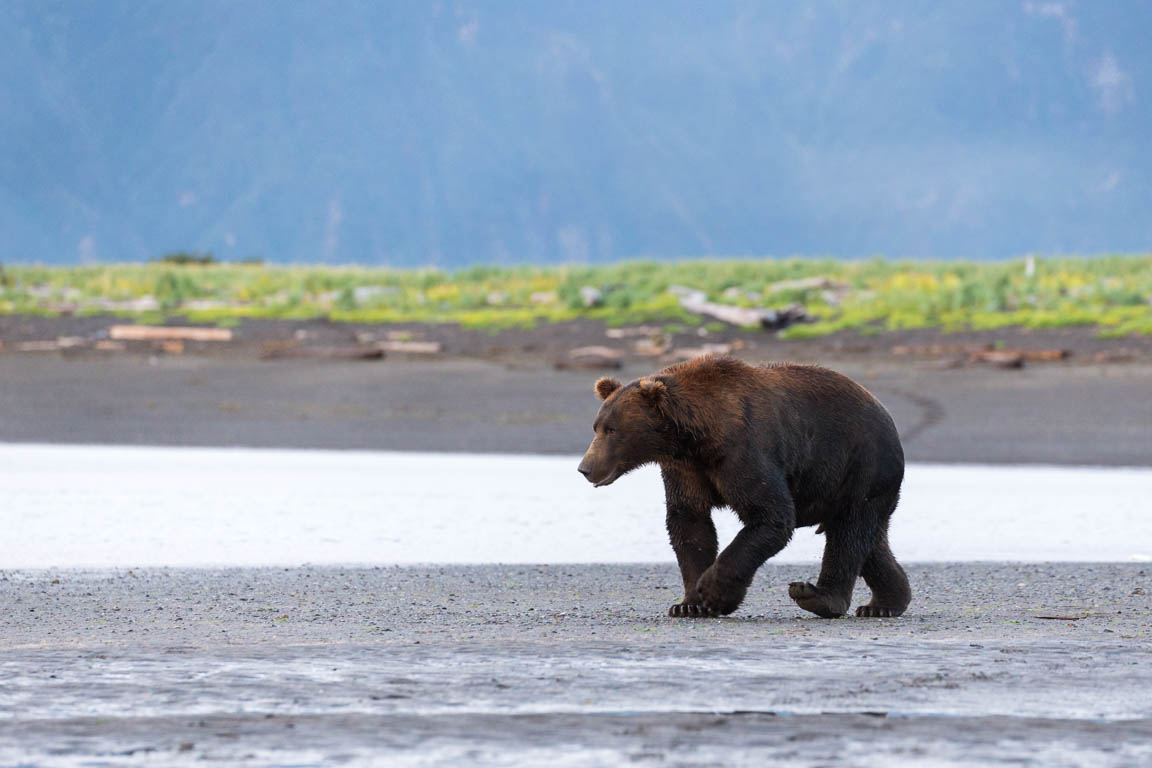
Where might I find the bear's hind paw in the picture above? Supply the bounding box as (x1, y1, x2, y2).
(788, 581, 849, 619)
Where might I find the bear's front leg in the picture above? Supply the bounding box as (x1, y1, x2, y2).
(662, 467, 719, 618)
(696, 465, 796, 616)
(666, 511, 719, 617)
(696, 516, 794, 615)
(693, 564, 748, 616)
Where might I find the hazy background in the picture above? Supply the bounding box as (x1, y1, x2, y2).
(3, 0, 1150, 266)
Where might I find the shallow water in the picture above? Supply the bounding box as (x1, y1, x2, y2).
(6, 641, 1150, 722)
(2, 443, 1150, 568)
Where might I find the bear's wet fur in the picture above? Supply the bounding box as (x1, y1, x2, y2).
(578, 355, 911, 619)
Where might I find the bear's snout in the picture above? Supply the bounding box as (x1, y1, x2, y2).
(578, 445, 615, 486)
(577, 455, 600, 484)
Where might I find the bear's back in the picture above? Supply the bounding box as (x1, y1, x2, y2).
(662, 355, 901, 465)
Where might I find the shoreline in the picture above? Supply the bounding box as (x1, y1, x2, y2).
(3, 444, 1150, 569)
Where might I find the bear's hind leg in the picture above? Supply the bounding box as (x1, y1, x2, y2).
(790, 494, 893, 619)
(856, 531, 911, 618)
(788, 524, 865, 618)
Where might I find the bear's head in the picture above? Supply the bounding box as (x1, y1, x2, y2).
(577, 375, 675, 487)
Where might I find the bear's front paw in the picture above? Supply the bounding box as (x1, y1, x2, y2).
(668, 600, 713, 618)
(855, 603, 904, 618)
(694, 567, 746, 616)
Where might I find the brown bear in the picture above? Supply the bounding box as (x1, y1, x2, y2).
(577, 354, 910, 619)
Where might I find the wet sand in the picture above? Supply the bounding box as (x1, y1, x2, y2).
(1, 354, 1151, 464)
(2, 564, 1150, 766)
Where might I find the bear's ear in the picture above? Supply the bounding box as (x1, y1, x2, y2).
(595, 377, 622, 400)
(636, 377, 667, 402)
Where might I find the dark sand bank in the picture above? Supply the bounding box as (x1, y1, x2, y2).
(1, 353, 1150, 464)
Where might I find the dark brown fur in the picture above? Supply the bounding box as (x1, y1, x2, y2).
(578, 355, 910, 619)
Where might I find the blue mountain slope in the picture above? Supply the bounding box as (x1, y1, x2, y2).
(2, 1, 1149, 265)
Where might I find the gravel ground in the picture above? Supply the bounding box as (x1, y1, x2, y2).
(2, 563, 1150, 766)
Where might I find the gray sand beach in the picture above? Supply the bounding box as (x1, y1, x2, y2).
(2, 563, 1150, 765)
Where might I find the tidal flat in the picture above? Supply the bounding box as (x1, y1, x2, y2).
(1, 563, 1149, 766)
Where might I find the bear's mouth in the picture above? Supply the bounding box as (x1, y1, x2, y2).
(592, 468, 623, 487)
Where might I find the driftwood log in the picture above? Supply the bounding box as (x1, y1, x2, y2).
(378, 340, 442, 355)
(670, 287, 811, 330)
(109, 325, 233, 342)
(970, 350, 1025, 368)
(260, 344, 385, 361)
(554, 345, 623, 370)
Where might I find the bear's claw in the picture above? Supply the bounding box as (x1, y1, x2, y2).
(668, 602, 714, 618)
(855, 604, 904, 618)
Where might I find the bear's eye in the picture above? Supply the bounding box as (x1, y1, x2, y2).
(603, 426, 616, 435)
